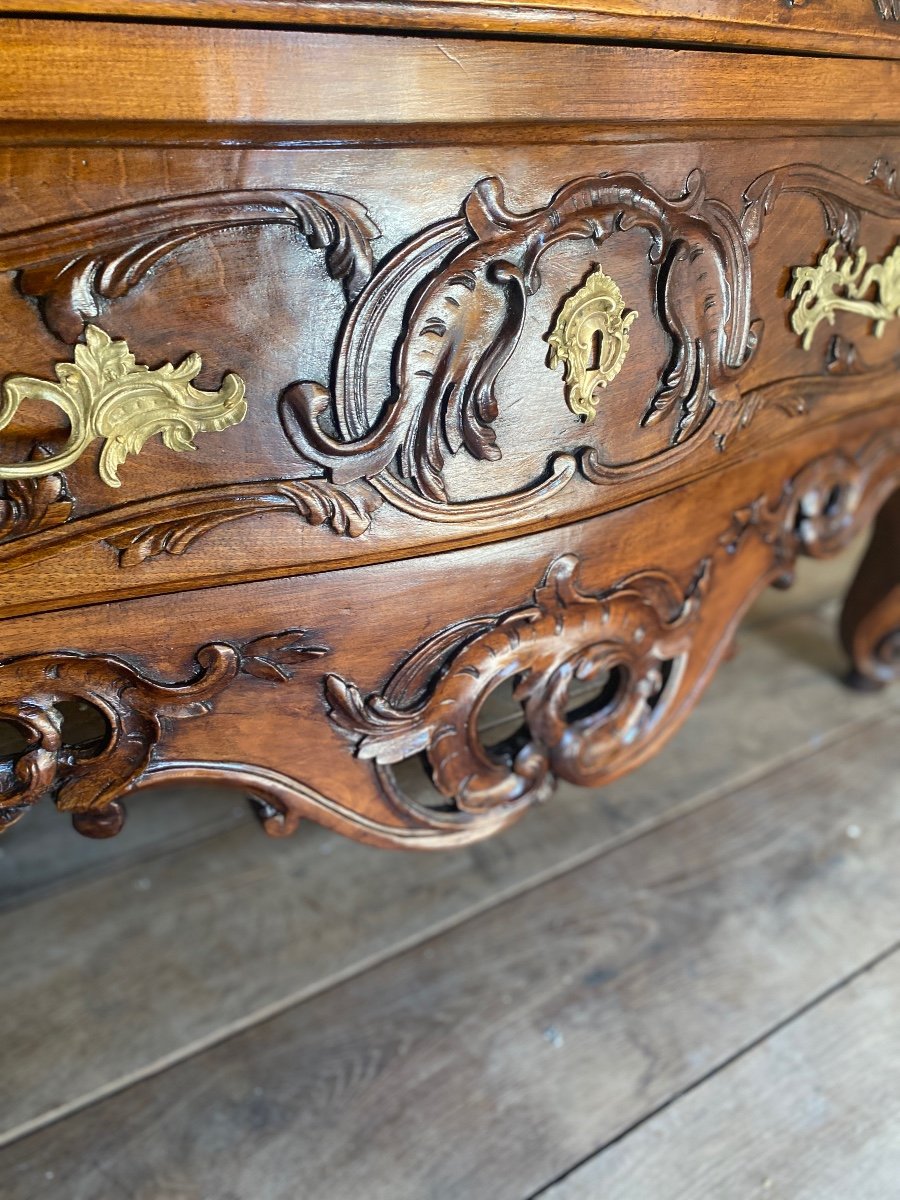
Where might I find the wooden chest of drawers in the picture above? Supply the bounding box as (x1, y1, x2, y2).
(0, 3, 898, 850)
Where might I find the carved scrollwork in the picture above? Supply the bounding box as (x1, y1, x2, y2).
(2, 162, 900, 571)
(0, 473, 383, 571)
(311, 431, 900, 847)
(102, 476, 382, 566)
(282, 170, 758, 504)
(740, 160, 900, 250)
(0, 630, 327, 837)
(7, 429, 894, 852)
(0, 446, 73, 544)
(0, 188, 380, 343)
(326, 553, 710, 822)
(721, 432, 900, 565)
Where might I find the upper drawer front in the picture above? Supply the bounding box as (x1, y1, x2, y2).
(2, 98, 900, 615)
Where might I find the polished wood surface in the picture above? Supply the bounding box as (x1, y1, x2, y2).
(0, 136, 898, 620)
(2, 566, 900, 1192)
(0, 2, 898, 849)
(1, 0, 898, 58)
(4, 26, 900, 126)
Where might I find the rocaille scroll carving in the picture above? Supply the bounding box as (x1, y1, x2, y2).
(4, 432, 897, 850)
(0, 630, 327, 837)
(0, 188, 380, 343)
(327, 554, 710, 821)
(0, 184, 385, 553)
(308, 432, 900, 846)
(281, 170, 758, 503)
(1, 164, 900, 569)
(0, 447, 72, 544)
(721, 431, 900, 564)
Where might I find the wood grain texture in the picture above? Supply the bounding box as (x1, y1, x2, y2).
(2, 137, 899, 616)
(1, 411, 897, 848)
(0, 784, 253, 910)
(0, 545, 858, 905)
(3, 715, 900, 1197)
(540, 953, 900, 1199)
(3, 25, 900, 127)
(0, 3, 898, 861)
(0, 0, 897, 59)
(1, 595, 892, 1139)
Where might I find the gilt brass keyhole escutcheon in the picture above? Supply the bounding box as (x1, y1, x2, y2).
(547, 266, 638, 422)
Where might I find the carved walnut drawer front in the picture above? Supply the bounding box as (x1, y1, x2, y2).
(0, 10, 898, 848)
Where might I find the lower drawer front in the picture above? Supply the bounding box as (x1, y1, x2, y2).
(1, 407, 898, 849)
(1, 130, 900, 616)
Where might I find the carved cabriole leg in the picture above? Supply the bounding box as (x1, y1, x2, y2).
(841, 488, 900, 690)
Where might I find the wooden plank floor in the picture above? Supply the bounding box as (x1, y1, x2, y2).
(3, 544, 900, 1198)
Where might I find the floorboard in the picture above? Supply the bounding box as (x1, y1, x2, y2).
(539, 949, 900, 1200)
(0, 597, 889, 1141)
(0, 545, 862, 915)
(3, 715, 900, 1199)
(0, 785, 253, 911)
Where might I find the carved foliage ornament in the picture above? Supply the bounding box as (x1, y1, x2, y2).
(0, 446, 73, 542)
(2, 165, 900, 565)
(0, 188, 381, 344)
(0, 326, 247, 488)
(0, 630, 327, 837)
(547, 266, 638, 421)
(327, 553, 709, 820)
(2, 436, 896, 848)
(280, 170, 758, 503)
(321, 433, 900, 843)
(0, 186, 383, 552)
(722, 431, 900, 564)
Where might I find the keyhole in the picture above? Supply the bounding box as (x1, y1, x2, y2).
(589, 328, 604, 371)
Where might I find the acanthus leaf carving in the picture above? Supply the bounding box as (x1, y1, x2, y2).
(8, 431, 894, 852)
(2, 162, 900, 570)
(239, 630, 328, 682)
(104, 475, 382, 567)
(282, 170, 758, 503)
(0, 189, 381, 344)
(309, 432, 900, 847)
(740, 161, 900, 252)
(720, 431, 900, 564)
(0, 628, 328, 837)
(0, 474, 382, 572)
(0, 445, 73, 544)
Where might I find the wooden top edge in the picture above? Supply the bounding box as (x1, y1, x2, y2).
(2, 21, 900, 125)
(0, 0, 898, 61)
(5, 118, 900, 148)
